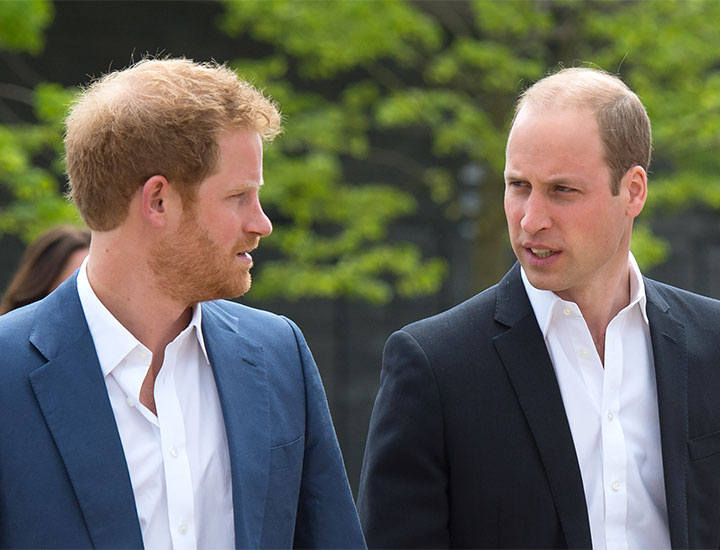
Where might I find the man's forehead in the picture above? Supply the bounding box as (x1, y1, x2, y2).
(506, 105, 599, 151)
(512, 103, 596, 127)
(504, 105, 608, 176)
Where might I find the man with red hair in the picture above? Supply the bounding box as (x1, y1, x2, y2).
(0, 58, 364, 550)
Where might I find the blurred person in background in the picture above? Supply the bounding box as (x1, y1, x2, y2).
(0, 225, 90, 314)
(0, 58, 364, 550)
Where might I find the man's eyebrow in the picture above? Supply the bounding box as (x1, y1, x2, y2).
(503, 171, 524, 181)
(545, 176, 582, 186)
(503, 173, 578, 185)
(228, 180, 264, 192)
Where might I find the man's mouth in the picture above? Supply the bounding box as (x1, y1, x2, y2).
(529, 247, 558, 259)
(236, 246, 255, 260)
(237, 242, 260, 261)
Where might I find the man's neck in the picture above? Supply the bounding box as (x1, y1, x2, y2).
(86, 245, 193, 360)
(556, 267, 632, 365)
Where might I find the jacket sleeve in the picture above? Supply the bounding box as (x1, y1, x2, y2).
(282, 317, 366, 549)
(357, 329, 450, 549)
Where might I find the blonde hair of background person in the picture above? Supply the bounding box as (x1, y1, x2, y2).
(0, 225, 90, 314)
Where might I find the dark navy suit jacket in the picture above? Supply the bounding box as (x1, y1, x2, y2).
(359, 264, 720, 549)
(0, 274, 365, 549)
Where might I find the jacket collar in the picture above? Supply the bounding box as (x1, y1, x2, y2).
(199, 301, 271, 549)
(493, 264, 593, 549)
(494, 266, 690, 549)
(29, 276, 273, 549)
(29, 274, 144, 549)
(644, 279, 689, 549)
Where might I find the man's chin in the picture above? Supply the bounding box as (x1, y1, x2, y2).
(173, 275, 252, 305)
(223, 283, 252, 302)
(522, 269, 560, 293)
(206, 275, 252, 303)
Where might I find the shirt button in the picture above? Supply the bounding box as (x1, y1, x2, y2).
(126, 397, 135, 407)
(580, 348, 591, 358)
(611, 481, 621, 491)
(607, 411, 614, 422)
(170, 446, 179, 458)
(563, 306, 573, 316)
(178, 523, 188, 535)
(139, 350, 149, 361)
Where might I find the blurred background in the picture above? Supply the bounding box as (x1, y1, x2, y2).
(3, 0, 720, 494)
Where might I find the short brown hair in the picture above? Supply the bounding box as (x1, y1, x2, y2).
(513, 67, 651, 194)
(65, 57, 281, 230)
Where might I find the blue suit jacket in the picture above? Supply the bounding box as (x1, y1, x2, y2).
(0, 274, 365, 549)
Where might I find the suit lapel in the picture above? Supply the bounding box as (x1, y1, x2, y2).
(201, 302, 270, 549)
(492, 265, 592, 549)
(28, 277, 144, 549)
(645, 280, 689, 549)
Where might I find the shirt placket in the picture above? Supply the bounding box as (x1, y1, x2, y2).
(568, 320, 602, 410)
(601, 316, 628, 550)
(155, 343, 197, 550)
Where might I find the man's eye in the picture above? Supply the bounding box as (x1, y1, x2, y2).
(507, 180, 528, 188)
(555, 185, 575, 193)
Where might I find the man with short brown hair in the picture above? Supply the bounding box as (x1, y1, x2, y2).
(359, 67, 720, 549)
(0, 58, 364, 549)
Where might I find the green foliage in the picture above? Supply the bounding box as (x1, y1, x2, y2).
(218, 0, 561, 295)
(0, 0, 82, 243)
(252, 244, 446, 304)
(0, 83, 79, 242)
(0, 84, 82, 242)
(585, 0, 720, 231)
(3, 0, 720, 301)
(221, 0, 441, 78)
(631, 223, 669, 269)
(221, 0, 720, 292)
(222, 0, 458, 303)
(0, 0, 53, 54)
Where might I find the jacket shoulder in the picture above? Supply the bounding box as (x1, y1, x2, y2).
(0, 301, 44, 377)
(402, 283, 500, 341)
(204, 299, 288, 325)
(645, 277, 720, 319)
(0, 300, 40, 340)
(202, 299, 302, 345)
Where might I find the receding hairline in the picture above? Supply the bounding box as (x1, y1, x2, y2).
(506, 102, 600, 152)
(514, 67, 635, 114)
(508, 66, 652, 194)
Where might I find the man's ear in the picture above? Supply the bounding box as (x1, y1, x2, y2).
(140, 175, 176, 227)
(624, 165, 647, 218)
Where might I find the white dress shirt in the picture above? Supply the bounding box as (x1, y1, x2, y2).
(77, 260, 235, 550)
(521, 254, 670, 550)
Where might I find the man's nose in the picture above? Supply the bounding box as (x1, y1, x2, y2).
(520, 192, 551, 235)
(247, 199, 273, 237)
